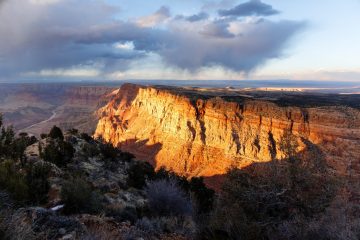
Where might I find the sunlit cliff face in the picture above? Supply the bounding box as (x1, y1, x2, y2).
(95, 84, 360, 177)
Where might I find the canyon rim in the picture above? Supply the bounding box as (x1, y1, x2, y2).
(95, 83, 360, 178)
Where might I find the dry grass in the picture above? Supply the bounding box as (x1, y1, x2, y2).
(0, 209, 36, 240)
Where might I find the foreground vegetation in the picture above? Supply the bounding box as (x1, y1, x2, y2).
(0, 114, 358, 239)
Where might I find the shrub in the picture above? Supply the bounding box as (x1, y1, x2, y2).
(82, 143, 100, 158)
(207, 159, 337, 240)
(67, 128, 79, 135)
(48, 126, 64, 141)
(0, 209, 36, 240)
(99, 142, 122, 171)
(269, 200, 360, 240)
(26, 163, 51, 204)
(18, 133, 37, 145)
(42, 140, 62, 165)
(42, 140, 74, 168)
(0, 120, 19, 161)
(0, 161, 50, 205)
(189, 177, 215, 214)
(0, 161, 29, 202)
(127, 162, 155, 189)
(99, 142, 118, 160)
(154, 167, 190, 191)
(0, 191, 12, 210)
(106, 206, 139, 224)
(154, 168, 214, 214)
(135, 216, 196, 238)
(40, 133, 48, 139)
(61, 178, 102, 214)
(81, 223, 122, 240)
(80, 133, 93, 143)
(119, 152, 135, 162)
(145, 179, 192, 217)
(135, 217, 159, 234)
(12, 133, 38, 166)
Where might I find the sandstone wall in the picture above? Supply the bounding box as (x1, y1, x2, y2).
(95, 84, 360, 177)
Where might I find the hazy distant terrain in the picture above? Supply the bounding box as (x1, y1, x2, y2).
(0, 83, 117, 135)
(0, 80, 359, 136)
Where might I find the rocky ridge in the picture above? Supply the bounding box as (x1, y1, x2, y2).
(95, 83, 360, 177)
(0, 131, 194, 240)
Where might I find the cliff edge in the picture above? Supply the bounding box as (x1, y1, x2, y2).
(94, 84, 360, 177)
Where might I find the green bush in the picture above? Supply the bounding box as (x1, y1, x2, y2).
(189, 177, 214, 214)
(99, 142, 118, 160)
(127, 162, 155, 189)
(119, 151, 135, 162)
(0, 161, 29, 202)
(61, 178, 102, 214)
(98, 142, 122, 171)
(40, 133, 48, 139)
(26, 163, 51, 204)
(67, 128, 79, 135)
(80, 133, 93, 143)
(48, 126, 64, 141)
(41, 140, 74, 168)
(81, 143, 100, 158)
(0, 161, 52, 205)
(12, 133, 38, 165)
(0, 116, 19, 161)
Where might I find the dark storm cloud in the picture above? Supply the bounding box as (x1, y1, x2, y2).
(219, 0, 280, 17)
(0, 0, 304, 78)
(0, 0, 144, 76)
(154, 20, 305, 72)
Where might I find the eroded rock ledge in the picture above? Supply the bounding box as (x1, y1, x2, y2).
(95, 83, 360, 177)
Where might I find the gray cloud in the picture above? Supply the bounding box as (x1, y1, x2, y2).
(0, 0, 143, 76)
(137, 6, 170, 27)
(0, 0, 6, 9)
(0, 0, 304, 79)
(153, 20, 305, 72)
(156, 6, 171, 18)
(185, 12, 209, 22)
(199, 20, 235, 38)
(202, 0, 236, 11)
(219, 0, 280, 17)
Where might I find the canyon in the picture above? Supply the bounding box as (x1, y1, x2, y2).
(0, 83, 117, 136)
(95, 83, 360, 178)
(2, 82, 360, 178)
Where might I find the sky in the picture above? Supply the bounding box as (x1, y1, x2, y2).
(0, 0, 359, 82)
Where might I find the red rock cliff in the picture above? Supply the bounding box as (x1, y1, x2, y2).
(94, 84, 360, 177)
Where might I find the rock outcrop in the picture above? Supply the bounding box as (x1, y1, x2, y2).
(64, 86, 117, 107)
(95, 84, 360, 177)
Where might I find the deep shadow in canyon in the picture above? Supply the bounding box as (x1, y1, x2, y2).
(117, 138, 163, 167)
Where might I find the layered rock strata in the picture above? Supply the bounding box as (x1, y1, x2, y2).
(95, 84, 360, 177)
